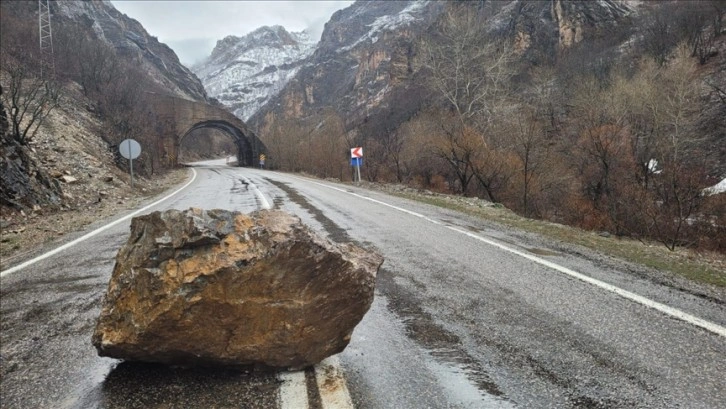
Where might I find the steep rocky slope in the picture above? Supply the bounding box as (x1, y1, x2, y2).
(0, 83, 187, 263)
(0, 0, 200, 259)
(248, 0, 725, 168)
(249, 0, 445, 132)
(51, 0, 207, 101)
(1, 0, 204, 209)
(192, 26, 315, 120)
(0, 90, 62, 211)
(247, 0, 642, 134)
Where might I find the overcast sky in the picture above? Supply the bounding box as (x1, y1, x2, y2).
(110, 1, 354, 67)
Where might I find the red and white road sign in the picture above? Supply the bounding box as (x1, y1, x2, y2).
(351, 147, 363, 158)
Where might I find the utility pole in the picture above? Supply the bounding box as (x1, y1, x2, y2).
(38, 0, 55, 79)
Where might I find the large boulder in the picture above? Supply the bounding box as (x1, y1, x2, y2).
(92, 208, 382, 369)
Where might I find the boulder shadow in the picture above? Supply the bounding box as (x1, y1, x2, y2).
(99, 361, 280, 408)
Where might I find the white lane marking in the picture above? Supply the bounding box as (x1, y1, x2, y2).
(278, 370, 309, 409)
(446, 226, 726, 338)
(303, 179, 441, 225)
(243, 176, 271, 209)
(0, 169, 198, 277)
(316, 356, 355, 409)
(295, 177, 726, 338)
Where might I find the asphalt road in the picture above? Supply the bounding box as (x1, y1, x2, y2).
(1, 160, 725, 409)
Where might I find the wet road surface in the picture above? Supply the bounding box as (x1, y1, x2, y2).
(1, 161, 725, 408)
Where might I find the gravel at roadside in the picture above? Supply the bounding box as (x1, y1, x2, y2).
(0, 169, 189, 269)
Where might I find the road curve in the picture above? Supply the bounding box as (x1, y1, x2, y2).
(1, 161, 724, 409)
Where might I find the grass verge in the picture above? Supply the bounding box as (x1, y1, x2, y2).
(392, 192, 725, 288)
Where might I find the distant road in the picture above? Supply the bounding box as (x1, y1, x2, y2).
(1, 160, 724, 408)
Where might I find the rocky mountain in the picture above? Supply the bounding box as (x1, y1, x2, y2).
(249, 0, 445, 133)
(192, 26, 316, 120)
(1, 0, 207, 214)
(52, 0, 207, 101)
(243, 0, 724, 245)
(248, 0, 643, 134)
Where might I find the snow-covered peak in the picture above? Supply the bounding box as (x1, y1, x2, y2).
(207, 26, 312, 63)
(342, 1, 428, 51)
(192, 25, 316, 120)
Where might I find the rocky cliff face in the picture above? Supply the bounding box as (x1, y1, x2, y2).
(550, 0, 634, 48)
(0, 88, 62, 210)
(52, 0, 207, 101)
(248, 0, 445, 134)
(0, 0, 208, 213)
(192, 26, 316, 120)
(248, 0, 639, 136)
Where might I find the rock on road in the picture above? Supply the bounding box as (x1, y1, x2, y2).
(1, 160, 725, 408)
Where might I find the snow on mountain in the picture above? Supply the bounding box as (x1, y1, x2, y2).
(248, 0, 444, 131)
(340, 0, 431, 52)
(192, 25, 316, 120)
(705, 178, 726, 196)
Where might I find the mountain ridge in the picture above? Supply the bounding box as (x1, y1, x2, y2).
(249, 0, 444, 131)
(192, 25, 316, 120)
(53, 0, 208, 101)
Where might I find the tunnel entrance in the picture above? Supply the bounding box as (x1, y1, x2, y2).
(179, 128, 236, 163)
(179, 120, 262, 167)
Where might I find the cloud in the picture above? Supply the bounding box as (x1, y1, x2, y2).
(165, 38, 217, 67)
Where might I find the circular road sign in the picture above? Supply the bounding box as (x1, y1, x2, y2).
(119, 139, 141, 160)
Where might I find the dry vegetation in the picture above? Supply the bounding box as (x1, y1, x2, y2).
(1, 1, 723, 286)
(1, 3, 180, 179)
(261, 2, 726, 257)
(0, 2, 192, 264)
(370, 184, 725, 288)
(0, 82, 189, 265)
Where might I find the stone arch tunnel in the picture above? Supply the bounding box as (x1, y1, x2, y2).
(147, 93, 265, 167)
(180, 120, 259, 167)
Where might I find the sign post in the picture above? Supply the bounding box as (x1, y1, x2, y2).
(260, 154, 266, 169)
(119, 138, 141, 188)
(351, 147, 363, 183)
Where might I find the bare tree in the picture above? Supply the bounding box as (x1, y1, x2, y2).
(645, 45, 708, 249)
(641, 1, 721, 66)
(1, 56, 59, 145)
(308, 108, 346, 179)
(427, 112, 479, 195)
(261, 116, 307, 172)
(569, 73, 642, 234)
(641, 5, 679, 66)
(422, 6, 515, 129)
(421, 4, 516, 197)
(506, 107, 549, 216)
(676, 3, 720, 65)
(392, 117, 432, 184)
(470, 140, 510, 203)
